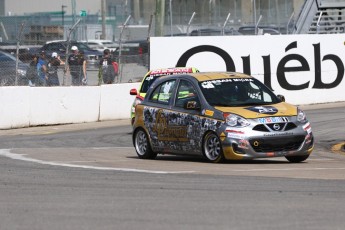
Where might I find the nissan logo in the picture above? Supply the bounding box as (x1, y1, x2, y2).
(273, 123, 281, 131)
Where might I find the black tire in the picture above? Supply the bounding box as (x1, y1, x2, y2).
(134, 129, 157, 159)
(202, 132, 225, 163)
(285, 155, 309, 163)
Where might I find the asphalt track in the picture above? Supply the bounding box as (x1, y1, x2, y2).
(1, 102, 344, 180)
(0, 102, 344, 229)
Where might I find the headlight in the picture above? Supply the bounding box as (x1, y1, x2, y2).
(224, 113, 250, 127)
(297, 108, 307, 123)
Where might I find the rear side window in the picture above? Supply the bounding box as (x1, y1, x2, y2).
(141, 75, 160, 93)
(149, 80, 176, 104)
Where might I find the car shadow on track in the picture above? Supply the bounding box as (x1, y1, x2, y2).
(126, 155, 297, 164)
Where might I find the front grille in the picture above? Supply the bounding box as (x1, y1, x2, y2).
(252, 124, 269, 132)
(249, 135, 305, 152)
(253, 122, 297, 132)
(285, 122, 297, 131)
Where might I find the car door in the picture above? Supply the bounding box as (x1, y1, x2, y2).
(144, 79, 177, 152)
(167, 79, 203, 154)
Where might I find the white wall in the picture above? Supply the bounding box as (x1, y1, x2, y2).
(150, 34, 345, 105)
(0, 83, 140, 130)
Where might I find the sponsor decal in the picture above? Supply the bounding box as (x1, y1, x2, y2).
(246, 106, 278, 115)
(303, 122, 312, 134)
(150, 68, 193, 76)
(225, 129, 245, 134)
(186, 101, 198, 109)
(258, 117, 289, 124)
(145, 76, 155, 81)
(220, 132, 226, 141)
(201, 78, 253, 89)
(263, 132, 293, 137)
(153, 109, 188, 141)
(204, 110, 214, 117)
(225, 129, 245, 139)
(305, 133, 313, 144)
(175, 42, 344, 90)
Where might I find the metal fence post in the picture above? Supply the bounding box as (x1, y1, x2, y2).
(186, 12, 196, 36)
(118, 15, 131, 83)
(15, 22, 25, 86)
(63, 19, 81, 86)
(222, 13, 231, 35)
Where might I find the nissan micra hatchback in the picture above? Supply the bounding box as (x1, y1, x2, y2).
(132, 72, 314, 163)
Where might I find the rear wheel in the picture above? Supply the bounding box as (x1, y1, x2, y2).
(285, 155, 309, 163)
(202, 132, 225, 163)
(134, 129, 157, 159)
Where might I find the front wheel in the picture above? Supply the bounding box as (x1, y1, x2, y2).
(202, 132, 225, 163)
(285, 155, 309, 163)
(134, 129, 157, 159)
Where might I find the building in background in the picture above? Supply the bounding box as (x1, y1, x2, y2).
(0, 0, 306, 44)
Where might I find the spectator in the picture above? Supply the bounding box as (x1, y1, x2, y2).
(98, 49, 118, 85)
(47, 52, 64, 86)
(37, 51, 48, 86)
(25, 54, 38, 86)
(68, 46, 87, 86)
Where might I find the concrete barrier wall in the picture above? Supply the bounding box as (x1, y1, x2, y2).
(0, 83, 140, 130)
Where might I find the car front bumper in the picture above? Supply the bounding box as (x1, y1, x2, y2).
(219, 121, 314, 160)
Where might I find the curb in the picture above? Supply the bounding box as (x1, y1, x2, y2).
(331, 142, 345, 155)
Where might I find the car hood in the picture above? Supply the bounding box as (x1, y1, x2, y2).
(214, 102, 297, 118)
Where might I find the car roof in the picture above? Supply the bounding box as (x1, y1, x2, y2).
(147, 67, 198, 77)
(155, 72, 252, 83)
(189, 72, 252, 82)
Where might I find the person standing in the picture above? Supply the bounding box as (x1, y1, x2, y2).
(37, 51, 48, 86)
(98, 49, 118, 85)
(47, 52, 65, 86)
(25, 54, 38, 86)
(68, 46, 87, 86)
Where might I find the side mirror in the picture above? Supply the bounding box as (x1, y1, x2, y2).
(277, 94, 285, 102)
(130, 88, 138, 95)
(183, 100, 200, 110)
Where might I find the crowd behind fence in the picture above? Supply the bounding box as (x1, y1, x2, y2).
(0, 49, 149, 86)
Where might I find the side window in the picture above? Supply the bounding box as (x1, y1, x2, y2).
(175, 80, 199, 108)
(149, 80, 176, 104)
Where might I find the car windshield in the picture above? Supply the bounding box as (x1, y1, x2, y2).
(199, 77, 280, 106)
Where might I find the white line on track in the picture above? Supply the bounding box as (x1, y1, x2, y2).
(231, 167, 345, 172)
(0, 149, 195, 174)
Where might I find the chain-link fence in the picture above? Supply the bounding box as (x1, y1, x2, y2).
(0, 17, 149, 86)
(0, 46, 149, 86)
